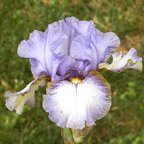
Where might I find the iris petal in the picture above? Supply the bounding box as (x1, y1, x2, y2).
(17, 17, 121, 80)
(91, 30, 120, 63)
(5, 77, 48, 114)
(17, 30, 50, 77)
(43, 71, 111, 129)
(99, 48, 142, 72)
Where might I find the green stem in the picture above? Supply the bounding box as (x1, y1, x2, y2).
(61, 126, 94, 144)
(61, 128, 75, 144)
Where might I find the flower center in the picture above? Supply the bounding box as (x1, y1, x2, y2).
(71, 77, 82, 84)
(64, 69, 84, 82)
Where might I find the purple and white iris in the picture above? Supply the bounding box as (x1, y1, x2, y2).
(5, 17, 142, 130)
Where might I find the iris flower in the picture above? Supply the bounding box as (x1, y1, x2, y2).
(5, 17, 142, 130)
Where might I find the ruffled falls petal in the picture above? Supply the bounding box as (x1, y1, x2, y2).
(5, 76, 49, 114)
(98, 48, 143, 72)
(43, 71, 111, 129)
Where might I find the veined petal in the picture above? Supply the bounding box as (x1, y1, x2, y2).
(5, 77, 49, 114)
(98, 48, 143, 72)
(43, 71, 111, 130)
(91, 30, 120, 63)
(17, 17, 121, 79)
(70, 34, 98, 74)
(17, 30, 49, 77)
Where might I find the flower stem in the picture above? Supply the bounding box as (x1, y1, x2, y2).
(61, 128, 75, 144)
(61, 126, 94, 144)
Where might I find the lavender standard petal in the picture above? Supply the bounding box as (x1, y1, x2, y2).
(91, 30, 120, 63)
(17, 30, 50, 77)
(17, 17, 120, 80)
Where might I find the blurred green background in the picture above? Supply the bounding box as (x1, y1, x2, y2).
(0, 0, 144, 143)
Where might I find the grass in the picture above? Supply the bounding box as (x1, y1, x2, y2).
(0, 0, 144, 143)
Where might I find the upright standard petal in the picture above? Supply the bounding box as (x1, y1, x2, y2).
(5, 77, 49, 114)
(91, 30, 120, 63)
(43, 71, 111, 130)
(70, 34, 99, 74)
(47, 17, 99, 75)
(99, 48, 143, 72)
(17, 17, 121, 80)
(17, 30, 51, 77)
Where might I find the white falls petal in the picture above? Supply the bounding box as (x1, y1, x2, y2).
(43, 71, 111, 130)
(5, 77, 48, 114)
(98, 48, 142, 72)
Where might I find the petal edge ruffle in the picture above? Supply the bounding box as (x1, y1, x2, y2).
(98, 48, 142, 72)
(5, 77, 49, 114)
